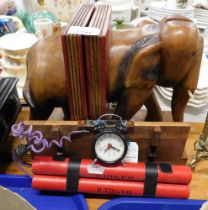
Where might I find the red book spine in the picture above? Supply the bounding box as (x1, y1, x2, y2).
(61, 33, 73, 119)
(77, 35, 88, 119)
(32, 175, 189, 199)
(100, 7, 111, 115)
(32, 156, 192, 184)
(85, 36, 94, 119)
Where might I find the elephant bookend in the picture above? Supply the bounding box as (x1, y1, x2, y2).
(23, 5, 203, 121)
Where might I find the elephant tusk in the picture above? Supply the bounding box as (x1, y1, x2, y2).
(187, 90, 194, 99)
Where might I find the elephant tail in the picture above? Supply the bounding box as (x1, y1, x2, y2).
(23, 57, 35, 109)
(23, 80, 35, 109)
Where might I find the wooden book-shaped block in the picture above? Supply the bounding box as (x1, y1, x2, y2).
(85, 5, 111, 119)
(62, 4, 95, 120)
(62, 4, 111, 120)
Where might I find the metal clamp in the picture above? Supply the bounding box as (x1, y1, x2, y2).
(188, 112, 208, 169)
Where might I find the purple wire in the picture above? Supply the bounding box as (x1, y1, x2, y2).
(12, 152, 32, 177)
(11, 122, 89, 153)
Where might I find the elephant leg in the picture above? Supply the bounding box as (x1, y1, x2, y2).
(29, 103, 54, 120)
(62, 99, 70, 120)
(171, 85, 189, 121)
(115, 87, 154, 120)
(145, 91, 163, 121)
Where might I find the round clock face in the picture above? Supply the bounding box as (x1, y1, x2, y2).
(94, 132, 127, 164)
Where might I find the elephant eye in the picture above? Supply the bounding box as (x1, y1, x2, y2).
(141, 64, 160, 80)
(192, 52, 196, 57)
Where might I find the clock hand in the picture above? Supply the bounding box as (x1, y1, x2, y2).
(111, 146, 120, 152)
(104, 144, 111, 153)
(104, 147, 109, 153)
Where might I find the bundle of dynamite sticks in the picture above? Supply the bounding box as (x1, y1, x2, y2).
(32, 156, 192, 198)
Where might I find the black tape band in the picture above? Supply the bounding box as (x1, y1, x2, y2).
(53, 154, 66, 161)
(66, 158, 81, 193)
(159, 163, 172, 173)
(143, 162, 158, 197)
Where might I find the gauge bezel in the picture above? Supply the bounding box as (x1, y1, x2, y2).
(92, 128, 128, 164)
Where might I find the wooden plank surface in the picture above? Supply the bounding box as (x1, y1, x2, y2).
(12, 120, 189, 163)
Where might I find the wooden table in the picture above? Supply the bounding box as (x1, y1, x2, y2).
(0, 109, 207, 209)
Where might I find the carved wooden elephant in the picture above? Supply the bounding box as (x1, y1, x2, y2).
(24, 15, 203, 121)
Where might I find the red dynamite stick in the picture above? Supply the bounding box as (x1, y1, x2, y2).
(32, 175, 190, 199)
(32, 156, 192, 184)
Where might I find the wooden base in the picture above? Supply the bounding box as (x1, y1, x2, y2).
(14, 120, 190, 164)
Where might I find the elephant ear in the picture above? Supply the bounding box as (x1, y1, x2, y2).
(123, 34, 161, 88)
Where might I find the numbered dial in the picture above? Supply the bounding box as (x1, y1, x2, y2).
(93, 131, 128, 164)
